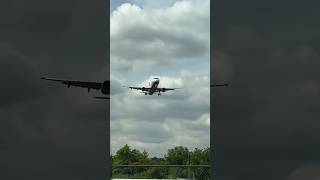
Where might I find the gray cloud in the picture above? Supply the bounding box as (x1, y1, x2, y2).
(110, 0, 210, 156)
(0, 0, 108, 179)
(212, 25, 320, 180)
(0, 43, 44, 108)
(110, 0, 209, 73)
(111, 72, 210, 155)
(288, 165, 320, 180)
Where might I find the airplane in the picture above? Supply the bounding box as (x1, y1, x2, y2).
(126, 78, 181, 96)
(40, 77, 110, 99)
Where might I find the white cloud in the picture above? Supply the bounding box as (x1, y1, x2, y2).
(110, 71, 210, 154)
(110, 0, 210, 73)
(110, 0, 210, 155)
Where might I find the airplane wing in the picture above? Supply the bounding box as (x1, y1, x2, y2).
(156, 87, 182, 92)
(128, 86, 150, 92)
(40, 77, 102, 90)
(211, 83, 229, 87)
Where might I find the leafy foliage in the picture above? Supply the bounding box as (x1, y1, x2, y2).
(111, 144, 211, 179)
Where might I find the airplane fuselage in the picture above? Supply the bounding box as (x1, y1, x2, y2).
(148, 78, 160, 95)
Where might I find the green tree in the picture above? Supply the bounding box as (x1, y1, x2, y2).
(111, 145, 211, 179)
(189, 147, 211, 180)
(165, 146, 190, 178)
(190, 147, 210, 165)
(112, 144, 151, 177)
(165, 146, 190, 165)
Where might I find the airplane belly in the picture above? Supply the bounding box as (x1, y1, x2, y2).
(149, 82, 158, 95)
(149, 87, 156, 95)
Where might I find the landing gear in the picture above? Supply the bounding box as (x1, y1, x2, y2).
(145, 92, 148, 95)
(158, 93, 161, 96)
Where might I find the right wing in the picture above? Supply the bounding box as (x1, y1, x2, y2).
(156, 87, 182, 92)
(40, 77, 102, 90)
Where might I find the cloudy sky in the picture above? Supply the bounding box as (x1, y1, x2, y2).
(110, 0, 210, 155)
(1, 0, 320, 180)
(0, 0, 108, 179)
(212, 0, 320, 180)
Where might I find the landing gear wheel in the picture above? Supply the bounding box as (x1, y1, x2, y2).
(158, 93, 161, 96)
(145, 92, 148, 95)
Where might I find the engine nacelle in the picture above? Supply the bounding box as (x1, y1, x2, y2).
(101, 80, 110, 95)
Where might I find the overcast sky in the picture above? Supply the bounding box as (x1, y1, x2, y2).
(110, 0, 210, 155)
(212, 0, 320, 180)
(1, 0, 320, 180)
(0, 0, 108, 179)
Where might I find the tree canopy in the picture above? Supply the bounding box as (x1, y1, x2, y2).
(111, 144, 211, 179)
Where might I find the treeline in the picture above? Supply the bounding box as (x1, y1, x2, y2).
(111, 144, 211, 179)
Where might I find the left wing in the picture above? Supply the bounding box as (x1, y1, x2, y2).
(40, 77, 102, 91)
(156, 87, 182, 92)
(128, 86, 150, 92)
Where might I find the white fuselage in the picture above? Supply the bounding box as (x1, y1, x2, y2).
(148, 79, 160, 95)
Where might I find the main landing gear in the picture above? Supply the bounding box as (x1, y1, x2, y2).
(145, 92, 148, 95)
(158, 93, 161, 96)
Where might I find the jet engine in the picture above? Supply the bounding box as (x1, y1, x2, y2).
(101, 80, 110, 95)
